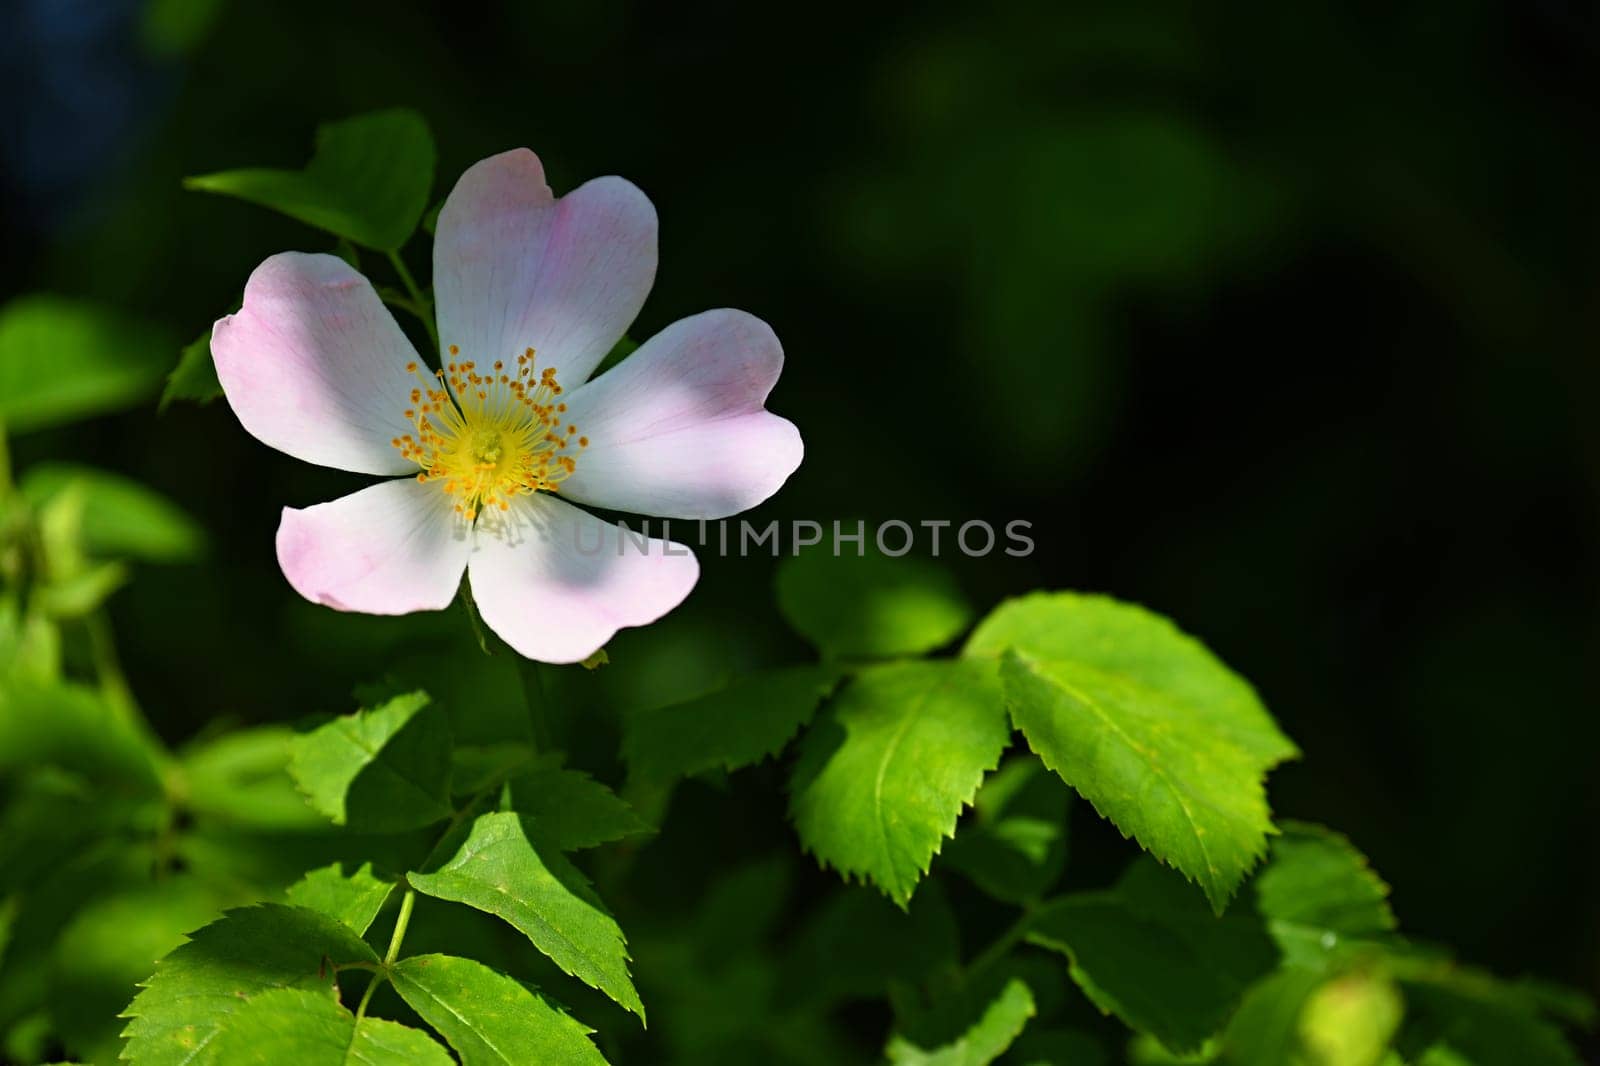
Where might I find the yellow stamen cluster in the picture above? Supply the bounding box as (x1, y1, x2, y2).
(390, 344, 586, 523)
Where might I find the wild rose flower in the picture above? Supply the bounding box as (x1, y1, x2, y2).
(214, 149, 802, 662)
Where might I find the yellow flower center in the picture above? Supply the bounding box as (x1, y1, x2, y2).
(391, 345, 587, 523)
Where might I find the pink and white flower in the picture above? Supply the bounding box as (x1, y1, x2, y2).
(213, 149, 802, 663)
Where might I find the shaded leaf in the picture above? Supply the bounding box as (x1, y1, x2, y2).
(789, 660, 1010, 905)
(1026, 858, 1277, 1054)
(20, 463, 206, 563)
(0, 681, 162, 794)
(120, 904, 378, 1066)
(941, 756, 1070, 905)
(180, 725, 328, 830)
(0, 296, 170, 434)
(781, 883, 959, 1009)
(289, 691, 453, 832)
(159, 329, 222, 410)
(623, 665, 842, 783)
(504, 763, 651, 851)
(284, 863, 393, 936)
(409, 811, 643, 1019)
(207, 987, 454, 1065)
(390, 953, 611, 1066)
(887, 978, 1036, 1065)
(1253, 822, 1396, 968)
(184, 109, 435, 251)
(777, 548, 973, 658)
(966, 592, 1297, 911)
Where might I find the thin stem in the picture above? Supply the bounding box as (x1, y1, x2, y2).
(355, 887, 417, 1020)
(86, 608, 139, 723)
(387, 251, 438, 353)
(516, 658, 555, 753)
(967, 905, 1035, 980)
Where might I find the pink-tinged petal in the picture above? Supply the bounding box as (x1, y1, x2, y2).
(433, 149, 656, 389)
(557, 310, 803, 520)
(214, 253, 424, 476)
(467, 494, 698, 664)
(277, 479, 469, 614)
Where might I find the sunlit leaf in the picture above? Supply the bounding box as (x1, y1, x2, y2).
(776, 548, 973, 659)
(0, 296, 170, 434)
(289, 691, 453, 832)
(789, 660, 1010, 906)
(120, 904, 378, 1066)
(284, 863, 393, 936)
(886, 977, 1035, 1065)
(20, 463, 206, 563)
(409, 811, 643, 1019)
(966, 592, 1297, 911)
(206, 987, 454, 1065)
(389, 953, 611, 1066)
(623, 665, 842, 784)
(1253, 822, 1396, 968)
(184, 109, 435, 251)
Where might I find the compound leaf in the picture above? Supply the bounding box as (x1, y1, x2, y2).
(289, 691, 452, 832)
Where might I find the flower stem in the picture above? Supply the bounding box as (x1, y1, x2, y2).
(387, 251, 438, 353)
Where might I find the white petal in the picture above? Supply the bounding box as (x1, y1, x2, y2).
(214, 252, 423, 475)
(277, 479, 469, 614)
(467, 494, 698, 663)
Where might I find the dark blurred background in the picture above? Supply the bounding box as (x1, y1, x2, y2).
(2, 0, 1596, 1017)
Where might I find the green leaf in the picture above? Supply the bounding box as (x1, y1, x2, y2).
(390, 953, 611, 1066)
(20, 463, 206, 563)
(776, 547, 973, 659)
(1397, 964, 1586, 1066)
(1294, 969, 1403, 1066)
(409, 811, 643, 1020)
(184, 109, 435, 252)
(159, 329, 222, 410)
(47, 878, 224, 1065)
(965, 592, 1297, 911)
(504, 763, 651, 850)
(940, 756, 1071, 904)
(1026, 858, 1277, 1054)
(1253, 822, 1396, 968)
(622, 665, 843, 783)
(289, 691, 453, 831)
(887, 978, 1036, 1065)
(284, 863, 394, 936)
(120, 903, 379, 1066)
(180, 725, 329, 830)
(0, 680, 162, 794)
(207, 987, 454, 1065)
(781, 883, 959, 1009)
(0, 296, 171, 434)
(789, 660, 1009, 906)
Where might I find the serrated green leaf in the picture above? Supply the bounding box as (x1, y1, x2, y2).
(20, 463, 206, 563)
(0, 296, 171, 434)
(1026, 858, 1277, 1054)
(504, 764, 651, 850)
(184, 109, 435, 251)
(289, 691, 453, 831)
(887, 977, 1036, 1065)
(390, 953, 611, 1065)
(777, 547, 973, 659)
(409, 811, 643, 1019)
(965, 592, 1297, 911)
(789, 660, 1010, 906)
(159, 328, 222, 410)
(1253, 822, 1396, 968)
(0, 681, 162, 794)
(119, 903, 378, 1066)
(284, 863, 393, 936)
(940, 756, 1070, 905)
(206, 987, 454, 1065)
(623, 665, 842, 783)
